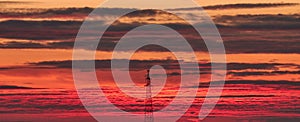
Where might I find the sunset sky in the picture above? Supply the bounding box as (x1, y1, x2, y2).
(0, 0, 300, 122)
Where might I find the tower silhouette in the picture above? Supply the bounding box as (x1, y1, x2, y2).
(144, 70, 154, 122)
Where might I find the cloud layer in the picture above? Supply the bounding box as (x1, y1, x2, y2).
(169, 3, 299, 11)
(0, 8, 299, 54)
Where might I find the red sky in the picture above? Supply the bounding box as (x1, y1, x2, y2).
(0, 0, 300, 122)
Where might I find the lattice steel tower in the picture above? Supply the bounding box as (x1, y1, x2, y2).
(144, 70, 154, 122)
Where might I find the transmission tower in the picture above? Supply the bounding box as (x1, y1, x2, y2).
(144, 70, 154, 122)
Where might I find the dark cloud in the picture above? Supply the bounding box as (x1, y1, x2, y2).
(0, 85, 44, 89)
(215, 14, 300, 29)
(0, 7, 136, 19)
(224, 80, 300, 86)
(120, 9, 175, 18)
(226, 63, 296, 70)
(215, 14, 300, 54)
(228, 70, 300, 76)
(0, 20, 83, 40)
(1, 38, 300, 54)
(224, 40, 300, 54)
(168, 3, 299, 11)
(0, 10, 208, 51)
(29, 59, 182, 71)
(0, 10, 300, 54)
(0, 41, 46, 48)
(27, 59, 300, 72)
(191, 80, 300, 88)
(188, 62, 297, 71)
(195, 94, 275, 98)
(24, 60, 300, 78)
(29, 59, 180, 70)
